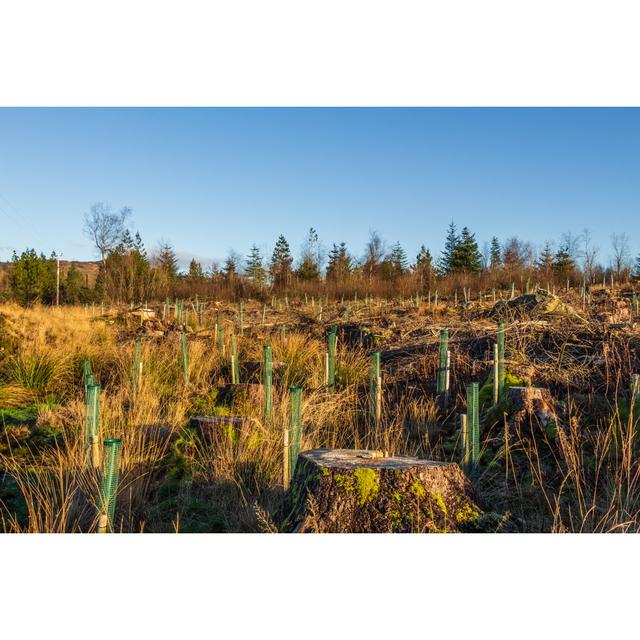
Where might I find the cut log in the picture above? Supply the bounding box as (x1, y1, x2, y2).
(505, 386, 557, 428)
(283, 448, 481, 533)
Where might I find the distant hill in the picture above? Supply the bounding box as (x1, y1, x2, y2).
(0, 260, 101, 290)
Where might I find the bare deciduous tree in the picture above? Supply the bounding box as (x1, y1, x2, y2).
(580, 228, 599, 283)
(83, 203, 132, 265)
(611, 232, 631, 278)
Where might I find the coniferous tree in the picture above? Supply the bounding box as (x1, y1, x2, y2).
(489, 236, 502, 270)
(438, 221, 459, 275)
(156, 242, 179, 280)
(188, 258, 205, 281)
(414, 245, 434, 289)
(388, 241, 409, 276)
(223, 251, 241, 286)
(326, 242, 352, 282)
(270, 235, 293, 289)
(245, 244, 267, 288)
(297, 228, 322, 282)
(536, 242, 555, 278)
(450, 227, 482, 273)
(8, 249, 56, 305)
(553, 242, 576, 280)
(64, 263, 85, 303)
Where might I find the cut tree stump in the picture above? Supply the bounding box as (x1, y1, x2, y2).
(283, 448, 481, 533)
(505, 386, 557, 428)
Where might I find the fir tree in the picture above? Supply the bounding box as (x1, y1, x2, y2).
(8, 249, 56, 305)
(188, 258, 205, 280)
(326, 242, 352, 282)
(388, 241, 409, 276)
(64, 263, 85, 303)
(536, 242, 555, 276)
(553, 242, 576, 279)
(297, 228, 322, 282)
(414, 245, 434, 288)
(270, 235, 293, 289)
(451, 227, 482, 273)
(156, 242, 179, 281)
(438, 221, 459, 275)
(245, 244, 267, 288)
(489, 236, 502, 270)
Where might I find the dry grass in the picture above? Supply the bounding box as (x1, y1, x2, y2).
(1, 290, 639, 533)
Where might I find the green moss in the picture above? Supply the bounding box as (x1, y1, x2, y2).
(409, 479, 426, 498)
(479, 370, 527, 406)
(353, 468, 379, 506)
(456, 502, 481, 523)
(433, 492, 447, 516)
(334, 473, 354, 493)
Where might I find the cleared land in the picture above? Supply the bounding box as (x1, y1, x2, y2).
(1, 286, 639, 532)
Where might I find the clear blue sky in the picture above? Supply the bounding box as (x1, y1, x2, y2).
(0, 108, 638, 270)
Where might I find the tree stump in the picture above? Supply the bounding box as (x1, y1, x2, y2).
(505, 386, 556, 428)
(283, 448, 481, 533)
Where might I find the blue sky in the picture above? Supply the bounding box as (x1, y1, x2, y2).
(0, 107, 638, 270)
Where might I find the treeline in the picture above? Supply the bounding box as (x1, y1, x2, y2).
(4, 204, 640, 305)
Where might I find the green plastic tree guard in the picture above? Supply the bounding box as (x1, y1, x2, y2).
(436, 329, 449, 396)
(288, 386, 302, 474)
(181, 332, 189, 386)
(369, 351, 381, 424)
(327, 325, 337, 391)
(263, 345, 273, 421)
(497, 322, 505, 401)
(132, 338, 142, 390)
(98, 438, 122, 533)
(466, 382, 480, 472)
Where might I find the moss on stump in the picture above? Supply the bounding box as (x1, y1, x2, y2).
(283, 448, 481, 533)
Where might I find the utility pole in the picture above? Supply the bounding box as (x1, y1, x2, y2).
(56, 255, 60, 306)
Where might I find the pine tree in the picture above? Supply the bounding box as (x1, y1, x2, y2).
(451, 227, 482, 273)
(389, 241, 409, 276)
(536, 242, 555, 277)
(414, 245, 434, 288)
(188, 258, 205, 280)
(64, 263, 85, 303)
(156, 242, 179, 280)
(326, 242, 352, 282)
(438, 221, 459, 275)
(297, 228, 322, 282)
(489, 236, 502, 270)
(245, 244, 267, 288)
(223, 251, 240, 285)
(270, 235, 293, 289)
(553, 242, 576, 279)
(8, 249, 56, 305)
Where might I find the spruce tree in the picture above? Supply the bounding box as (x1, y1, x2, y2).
(536, 242, 555, 276)
(326, 242, 351, 282)
(245, 244, 267, 288)
(489, 236, 502, 270)
(389, 241, 409, 276)
(188, 258, 205, 280)
(414, 245, 434, 288)
(451, 227, 482, 273)
(270, 235, 293, 289)
(553, 242, 575, 279)
(297, 228, 322, 282)
(438, 221, 459, 275)
(156, 242, 179, 281)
